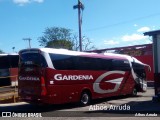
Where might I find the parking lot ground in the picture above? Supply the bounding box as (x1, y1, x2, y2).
(40, 88, 160, 117)
(0, 88, 160, 118)
(56, 88, 156, 111)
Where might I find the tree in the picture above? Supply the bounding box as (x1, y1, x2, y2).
(72, 34, 96, 51)
(38, 26, 96, 51)
(82, 36, 96, 51)
(38, 27, 72, 48)
(46, 40, 73, 50)
(0, 49, 4, 54)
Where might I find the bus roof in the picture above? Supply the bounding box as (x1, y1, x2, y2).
(20, 48, 128, 60)
(40, 48, 96, 56)
(0, 53, 18, 56)
(0, 54, 8, 56)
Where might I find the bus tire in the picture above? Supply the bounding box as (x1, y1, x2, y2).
(132, 88, 137, 96)
(80, 91, 91, 106)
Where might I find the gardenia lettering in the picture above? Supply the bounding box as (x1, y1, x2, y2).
(19, 76, 40, 81)
(54, 74, 93, 81)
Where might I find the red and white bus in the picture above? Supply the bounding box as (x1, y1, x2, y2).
(18, 48, 150, 105)
(0, 54, 19, 87)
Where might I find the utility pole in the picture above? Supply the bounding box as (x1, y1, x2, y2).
(23, 38, 31, 48)
(73, 0, 84, 51)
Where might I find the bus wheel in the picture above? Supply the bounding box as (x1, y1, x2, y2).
(132, 88, 137, 96)
(80, 91, 91, 106)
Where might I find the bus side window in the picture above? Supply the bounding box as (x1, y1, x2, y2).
(99, 59, 112, 71)
(49, 54, 74, 70)
(112, 60, 130, 71)
(74, 57, 112, 71)
(75, 57, 98, 70)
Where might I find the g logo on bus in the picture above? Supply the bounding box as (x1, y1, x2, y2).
(93, 71, 125, 94)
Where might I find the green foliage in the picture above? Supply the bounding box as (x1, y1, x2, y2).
(38, 26, 96, 51)
(0, 49, 4, 54)
(38, 27, 72, 47)
(46, 40, 73, 50)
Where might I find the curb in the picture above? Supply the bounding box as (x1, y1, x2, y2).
(0, 102, 28, 107)
(0, 96, 14, 101)
(0, 91, 18, 104)
(0, 92, 18, 100)
(0, 86, 12, 89)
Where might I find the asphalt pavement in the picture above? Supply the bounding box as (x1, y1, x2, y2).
(0, 88, 160, 119)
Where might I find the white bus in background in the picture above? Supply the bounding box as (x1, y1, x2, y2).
(0, 54, 19, 87)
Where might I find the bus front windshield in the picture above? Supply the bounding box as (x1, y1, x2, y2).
(132, 62, 146, 79)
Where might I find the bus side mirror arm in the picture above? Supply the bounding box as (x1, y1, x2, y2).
(146, 65, 151, 72)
